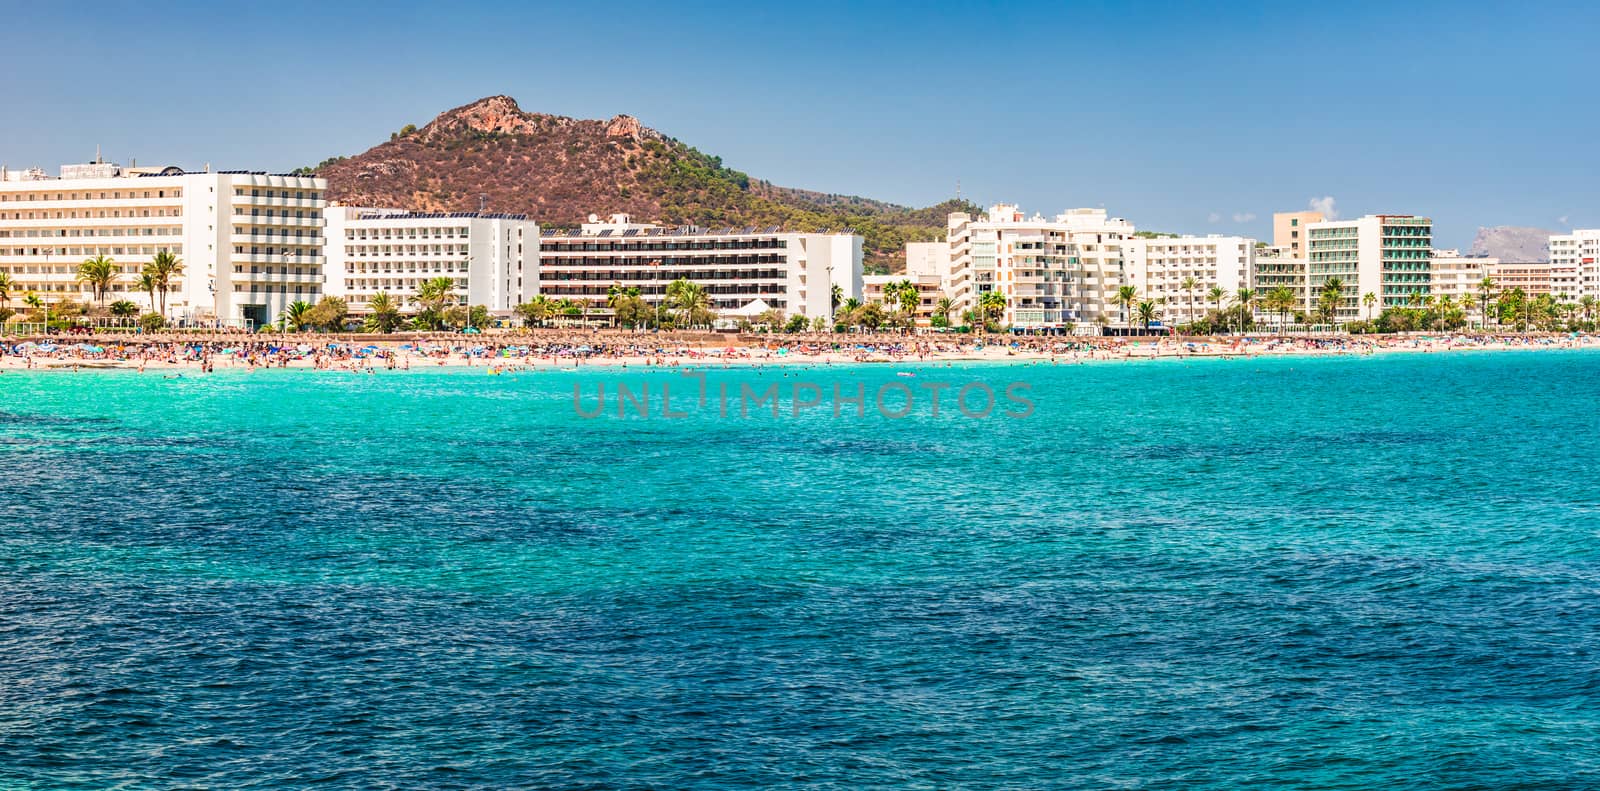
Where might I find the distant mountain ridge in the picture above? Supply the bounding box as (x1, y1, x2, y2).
(312, 95, 975, 269)
(1470, 226, 1555, 262)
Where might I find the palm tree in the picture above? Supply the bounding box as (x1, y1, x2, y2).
(1135, 300, 1159, 331)
(1234, 288, 1256, 333)
(109, 300, 139, 320)
(606, 282, 631, 327)
(887, 279, 919, 319)
(1179, 275, 1199, 323)
(23, 291, 48, 330)
(415, 275, 456, 306)
(76, 255, 118, 308)
(134, 272, 158, 313)
(514, 294, 555, 328)
(934, 296, 955, 325)
(1114, 285, 1138, 326)
(665, 279, 711, 329)
(1581, 296, 1597, 324)
(1206, 285, 1229, 323)
(281, 300, 314, 332)
(412, 275, 457, 330)
(364, 291, 403, 333)
(1478, 277, 1496, 328)
(1319, 278, 1345, 326)
(1434, 294, 1456, 330)
(830, 284, 844, 316)
(144, 251, 183, 317)
(978, 290, 1007, 331)
(837, 297, 864, 329)
(1362, 292, 1377, 321)
(1266, 286, 1296, 333)
(0, 272, 13, 313)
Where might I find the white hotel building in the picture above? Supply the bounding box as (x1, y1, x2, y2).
(1123, 235, 1254, 325)
(536, 213, 862, 321)
(0, 160, 325, 327)
(1428, 249, 1496, 305)
(1549, 229, 1600, 299)
(322, 207, 539, 315)
(944, 204, 1135, 329)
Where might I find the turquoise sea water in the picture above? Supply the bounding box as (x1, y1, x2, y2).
(3, 351, 1599, 789)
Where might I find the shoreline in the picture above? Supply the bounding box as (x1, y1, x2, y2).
(2, 332, 1595, 373)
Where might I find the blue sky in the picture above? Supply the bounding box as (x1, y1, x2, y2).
(2, 0, 1594, 247)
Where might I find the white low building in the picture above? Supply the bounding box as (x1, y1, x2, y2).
(536, 213, 861, 322)
(322, 207, 539, 315)
(0, 159, 326, 327)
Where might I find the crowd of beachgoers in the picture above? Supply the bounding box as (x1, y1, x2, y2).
(1, 329, 1596, 373)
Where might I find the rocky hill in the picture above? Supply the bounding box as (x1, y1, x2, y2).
(310, 96, 974, 270)
(1470, 226, 1556, 262)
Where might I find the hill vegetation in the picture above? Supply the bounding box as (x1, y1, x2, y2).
(311, 96, 977, 271)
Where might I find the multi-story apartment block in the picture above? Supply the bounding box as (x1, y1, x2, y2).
(0, 159, 325, 327)
(1252, 249, 1312, 318)
(1489, 262, 1571, 300)
(1428, 250, 1496, 305)
(1273, 211, 1322, 258)
(1549, 229, 1599, 299)
(944, 204, 1134, 330)
(536, 213, 861, 321)
(1306, 214, 1431, 319)
(323, 207, 539, 316)
(1123, 235, 1254, 326)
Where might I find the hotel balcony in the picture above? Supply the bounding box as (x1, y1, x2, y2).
(233, 271, 323, 285)
(232, 215, 324, 229)
(234, 196, 326, 209)
(236, 253, 325, 265)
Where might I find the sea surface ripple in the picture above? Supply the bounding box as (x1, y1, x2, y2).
(2, 351, 1599, 789)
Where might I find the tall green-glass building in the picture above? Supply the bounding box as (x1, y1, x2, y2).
(1307, 214, 1432, 321)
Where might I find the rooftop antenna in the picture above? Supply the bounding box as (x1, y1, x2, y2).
(956, 179, 961, 201)
(479, 193, 488, 212)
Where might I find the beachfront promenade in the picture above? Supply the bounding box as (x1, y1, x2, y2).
(1, 329, 1594, 372)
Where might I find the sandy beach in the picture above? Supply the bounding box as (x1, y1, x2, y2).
(2, 330, 1596, 374)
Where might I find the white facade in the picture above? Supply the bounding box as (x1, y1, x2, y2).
(1428, 249, 1496, 305)
(322, 207, 539, 315)
(537, 213, 861, 320)
(0, 161, 325, 327)
(944, 204, 1135, 329)
(1124, 235, 1254, 326)
(1549, 229, 1600, 299)
(1305, 214, 1432, 319)
(1252, 249, 1311, 317)
(904, 241, 947, 279)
